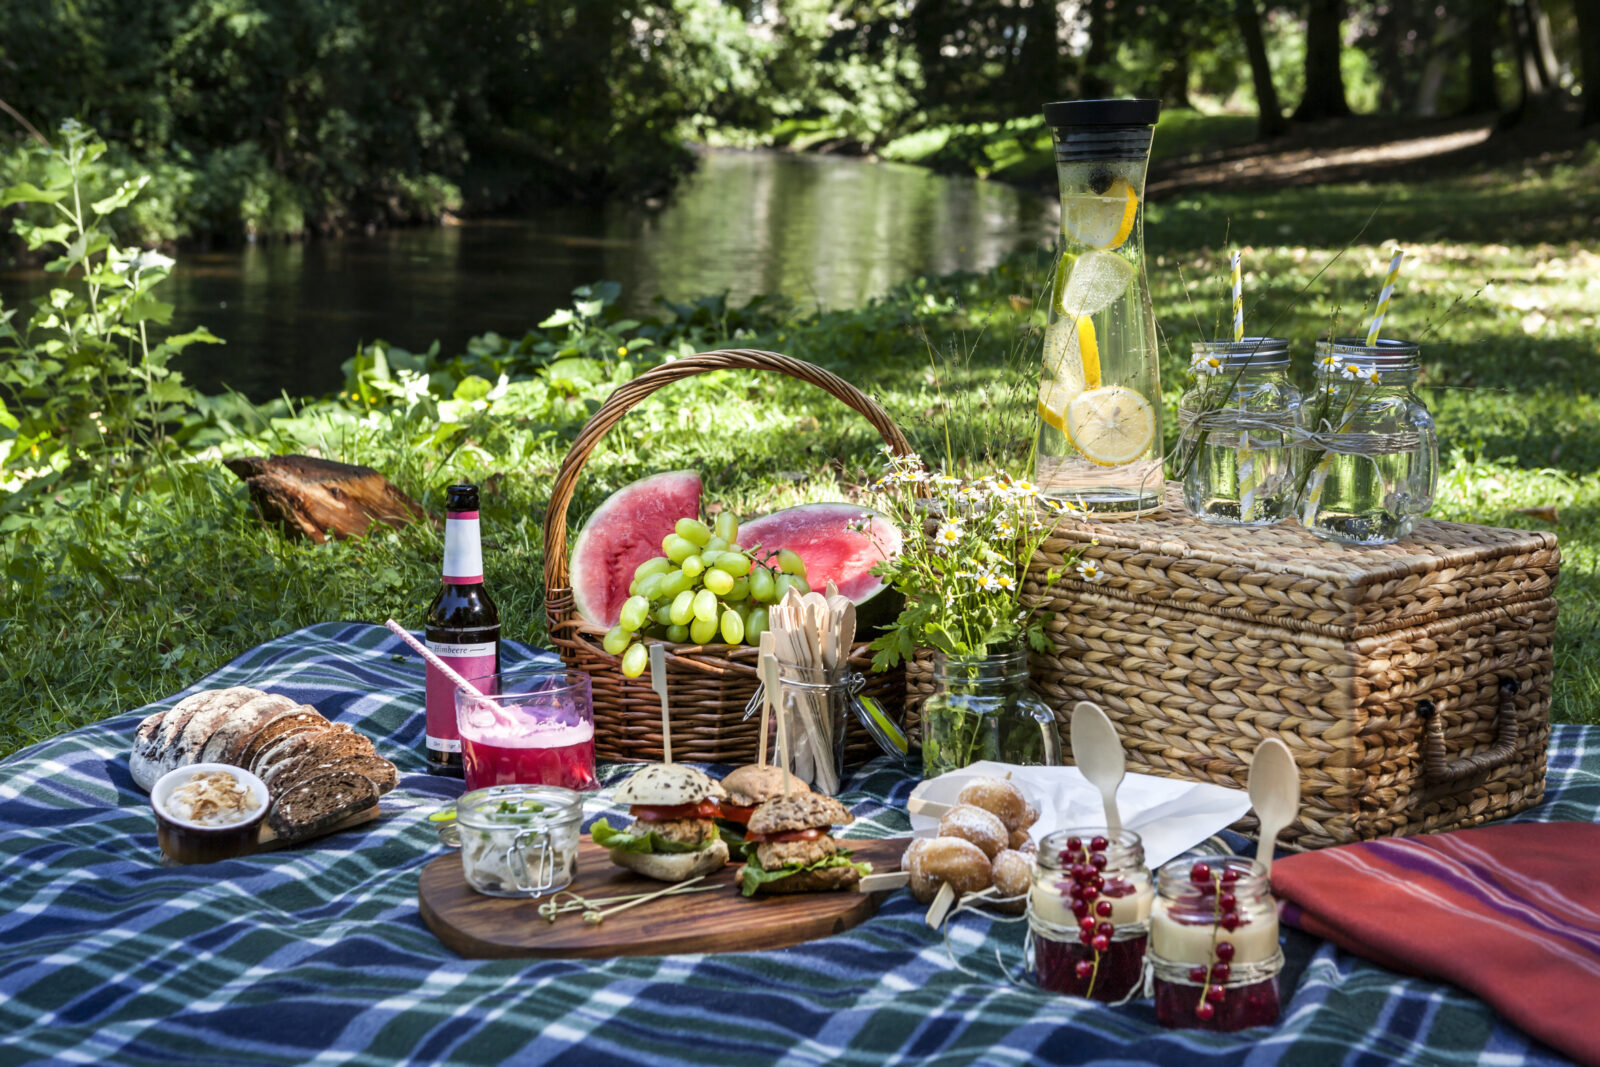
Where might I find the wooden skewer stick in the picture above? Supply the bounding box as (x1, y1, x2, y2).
(583, 874, 710, 925)
(649, 643, 671, 764)
(757, 631, 776, 766)
(925, 882, 956, 928)
(906, 796, 954, 819)
(857, 870, 910, 893)
(768, 650, 791, 797)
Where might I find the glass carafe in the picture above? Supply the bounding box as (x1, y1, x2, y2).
(920, 647, 1061, 778)
(1295, 337, 1438, 545)
(1035, 98, 1164, 514)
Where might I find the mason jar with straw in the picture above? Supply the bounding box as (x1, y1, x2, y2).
(1295, 251, 1440, 545)
(1177, 250, 1302, 526)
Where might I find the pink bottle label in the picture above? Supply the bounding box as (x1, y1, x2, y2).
(425, 640, 497, 751)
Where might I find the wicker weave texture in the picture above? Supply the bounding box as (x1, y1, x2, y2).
(543, 349, 911, 765)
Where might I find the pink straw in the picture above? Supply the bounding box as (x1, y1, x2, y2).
(383, 619, 505, 714)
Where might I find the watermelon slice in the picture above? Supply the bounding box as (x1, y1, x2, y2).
(738, 503, 901, 613)
(570, 470, 703, 627)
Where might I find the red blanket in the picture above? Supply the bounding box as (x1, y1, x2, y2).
(1272, 823, 1600, 1066)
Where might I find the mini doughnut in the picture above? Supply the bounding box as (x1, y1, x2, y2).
(938, 803, 1008, 860)
(1008, 826, 1036, 853)
(1019, 801, 1040, 830)
(904, 836, 992, 903)
(956, 776, 1030, 832)
(990, 849, 1032, 914)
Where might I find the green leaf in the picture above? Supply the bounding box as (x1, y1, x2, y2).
(738, 850, 872, 897)
(122, 294, 175, 326)
(90, 176, 150, 216)
(452, 375, 493, 403)
(590, 817, 715, 855)
(575, 299, 605, 319)
(539, 308, 576, 329)
(1, 182, 67, 207)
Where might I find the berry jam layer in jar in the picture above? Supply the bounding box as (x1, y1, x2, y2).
(1035, 932, 1148, 1001)
(1153, 976, 1280, 1032)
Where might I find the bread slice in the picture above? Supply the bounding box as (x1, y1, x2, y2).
(255, 724, 335, 794)
(267, 771, 379, 844)
(199, 692, 299, 766)
(237, 711, 328, 775)
(262, 724, 380, 796)
(275, 754, 398, 798)
(609, 838, 728, 883)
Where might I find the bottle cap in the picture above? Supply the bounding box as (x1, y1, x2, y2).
(446, 484, 479, 512)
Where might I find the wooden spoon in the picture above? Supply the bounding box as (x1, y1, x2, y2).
(1249, 737, 1300, 879)
(1071, 700, 1126, 833)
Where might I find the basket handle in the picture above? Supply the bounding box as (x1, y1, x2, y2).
(1418, 678, 1521, 790)
(543, 348, 913, 595)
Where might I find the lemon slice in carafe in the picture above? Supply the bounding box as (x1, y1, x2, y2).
(1038, 316, 1099, 432)
(1062, 179, 1138, 251)
(1058, 251, 1136, 318)
(1065, 386, 1156, 467)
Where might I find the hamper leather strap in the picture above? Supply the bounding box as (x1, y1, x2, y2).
(1418, 679, 1521, 790)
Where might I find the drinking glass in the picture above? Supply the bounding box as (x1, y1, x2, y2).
(455, 668, 599, 793)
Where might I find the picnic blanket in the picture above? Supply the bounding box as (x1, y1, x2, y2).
(2, 621, 1595, 1066)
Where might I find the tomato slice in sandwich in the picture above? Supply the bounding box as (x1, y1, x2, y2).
(719, 803, 758, 825)
(630, 799, 720, 822)
(743, 827, 823, 844)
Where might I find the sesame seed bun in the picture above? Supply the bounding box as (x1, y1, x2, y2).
(720, 765, 809, 807)
(612, 763, 716, 806)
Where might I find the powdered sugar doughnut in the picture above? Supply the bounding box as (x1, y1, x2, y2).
(956, 777, 1030, 832)
(1019, 801, 1040, 830)
(938, 803, 1008, 860)
(904, 837, 992, 903)
(1008, 827, 1037, 853)
(990, 849, 1032, 914)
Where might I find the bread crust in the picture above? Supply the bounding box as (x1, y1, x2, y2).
(199, 692, 298, 766)
(613, 763, 714, 806)
(720, 765, 808, 807)
(747, 793, 853, 835)
(607, 838, 728, 882)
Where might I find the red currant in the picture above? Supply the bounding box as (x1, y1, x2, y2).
(1090, 852, 1108, 871)
(1195, 1002, 1216, 1021)
(1079, 929, 1094, 947)
(1090, 935, 1110, 953)
(1080, 916, 1097, 936)
(1221, 868, 1240, 884)
(1095, 900, 1113, 918)
(1214, 941, 1235, 962)
(1206, 986, 1227, 1004)
(1221, 911, 1241, 932)
(1090, 835, 1109, 852)
(1071, 898, 1089, 919)
(1190, 862, 1211, 883)
(1096, 921, 1114, 938)
(1188, 965, 1208, 983)
(1075, 960, 1096, 980)
(1088, 874, 1104, 891)
(1219, 892, 1237, 911)
(1065, 837, 1082, 853)
(1211, 962, 1231, 982)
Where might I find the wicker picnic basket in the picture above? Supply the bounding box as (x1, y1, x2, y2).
(980, 483, 1558, 850)
(543, 349, 908, 765)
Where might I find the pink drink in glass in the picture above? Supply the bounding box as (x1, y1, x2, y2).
(456, 669, 599, 792)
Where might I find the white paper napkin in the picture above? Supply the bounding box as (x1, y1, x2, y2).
(908, 761, 1252, 870)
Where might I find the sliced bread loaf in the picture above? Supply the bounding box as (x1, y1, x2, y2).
(199, 691, 300, 766)
(272, 753, 399, 799)
(260, 723, 378, 796)
(238, 711, 328, 775)
(166, 687, 261, 778)
(130, 709, 170, 792)
(267, 772, 379, 844)
(253, 723, 334, 792)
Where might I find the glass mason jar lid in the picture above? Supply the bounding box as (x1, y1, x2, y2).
(1038, 827, 1146, 872)
(1191, 337, 1291, 371)
(456, 784, 583, 830)
(1314, 336, 1420, 374)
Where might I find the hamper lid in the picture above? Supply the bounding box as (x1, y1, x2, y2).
(1031, 485, 1560, 639)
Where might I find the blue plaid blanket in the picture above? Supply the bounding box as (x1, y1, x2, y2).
(1, 622, 1591, 1066)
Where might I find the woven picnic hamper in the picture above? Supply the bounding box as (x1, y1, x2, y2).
(544, 348, 908, 765)
(930, 483, 1556, 850)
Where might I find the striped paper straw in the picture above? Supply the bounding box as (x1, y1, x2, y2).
(1365, 250, 1405, 345)
(1231, 251, 1244, 342)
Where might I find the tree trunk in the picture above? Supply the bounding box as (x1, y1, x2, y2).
(1235, 0, 1289, 136)
(1081, 0, 1111, 97)
(1526, 0, 1562, 89)
(224, 455, 427, 542)
(1510, 0, 1551, 98)
(1578, 0, 1600, 126)
(1294, 0, 1353, 121)
(1465, 0, 1501, 114)
(1158, 52, 1193, 109)
(1017, 0, 1060, 105)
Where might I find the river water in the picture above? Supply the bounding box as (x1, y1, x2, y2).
(2, 150, 1057, 400)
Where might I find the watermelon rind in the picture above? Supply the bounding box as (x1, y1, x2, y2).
(570, 470, 703, 628)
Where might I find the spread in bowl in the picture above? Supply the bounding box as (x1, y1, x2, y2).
(151, 762, 270, 865)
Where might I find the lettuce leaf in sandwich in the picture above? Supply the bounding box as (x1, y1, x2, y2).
(738, 851, 873, 897)
(591, 818, 718, 855)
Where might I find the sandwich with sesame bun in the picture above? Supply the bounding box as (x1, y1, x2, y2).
(717, 764, 810, 833)
(737, 792, 873, 896)
(590, 763, 729, 882)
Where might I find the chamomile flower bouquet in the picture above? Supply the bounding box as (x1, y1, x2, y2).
(858, 448, 1097, 775)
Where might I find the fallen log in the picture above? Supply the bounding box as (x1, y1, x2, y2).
(224, 454, 427, 543)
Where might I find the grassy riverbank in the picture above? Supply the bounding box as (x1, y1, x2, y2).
(2, 160, 1597, 759)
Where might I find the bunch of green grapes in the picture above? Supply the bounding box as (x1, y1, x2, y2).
(606, 510, 810, 678)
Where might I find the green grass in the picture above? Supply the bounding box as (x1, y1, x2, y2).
(2, 153, 1597, 759)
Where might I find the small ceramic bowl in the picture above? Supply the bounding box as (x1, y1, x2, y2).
(151, 763, 270, 865)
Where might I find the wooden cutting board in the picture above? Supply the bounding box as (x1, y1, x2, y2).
(418, 837, 908, 959)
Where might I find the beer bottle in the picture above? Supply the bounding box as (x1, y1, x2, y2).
(424, 484, 500, 776)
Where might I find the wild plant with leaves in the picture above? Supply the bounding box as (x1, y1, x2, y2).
(861, 447, 1097, 671)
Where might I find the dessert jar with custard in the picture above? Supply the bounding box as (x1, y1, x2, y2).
(1149, 855, 1283, 1031)
(1028, 828, 1152, 1001)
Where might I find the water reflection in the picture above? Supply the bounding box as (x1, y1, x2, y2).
(1, 150, 1055, 400)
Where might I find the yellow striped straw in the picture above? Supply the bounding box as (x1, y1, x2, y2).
(1231, 251, 1244, 343)
(1365, 250, 1405, 346)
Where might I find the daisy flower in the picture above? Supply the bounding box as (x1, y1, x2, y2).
(933, 521, 964, 550)
(1317, 353, 1341, 373)
(1190, 351, 1223, 377)
(1076, 559, 1104, 583)
(1340, 362, 1367, 381)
